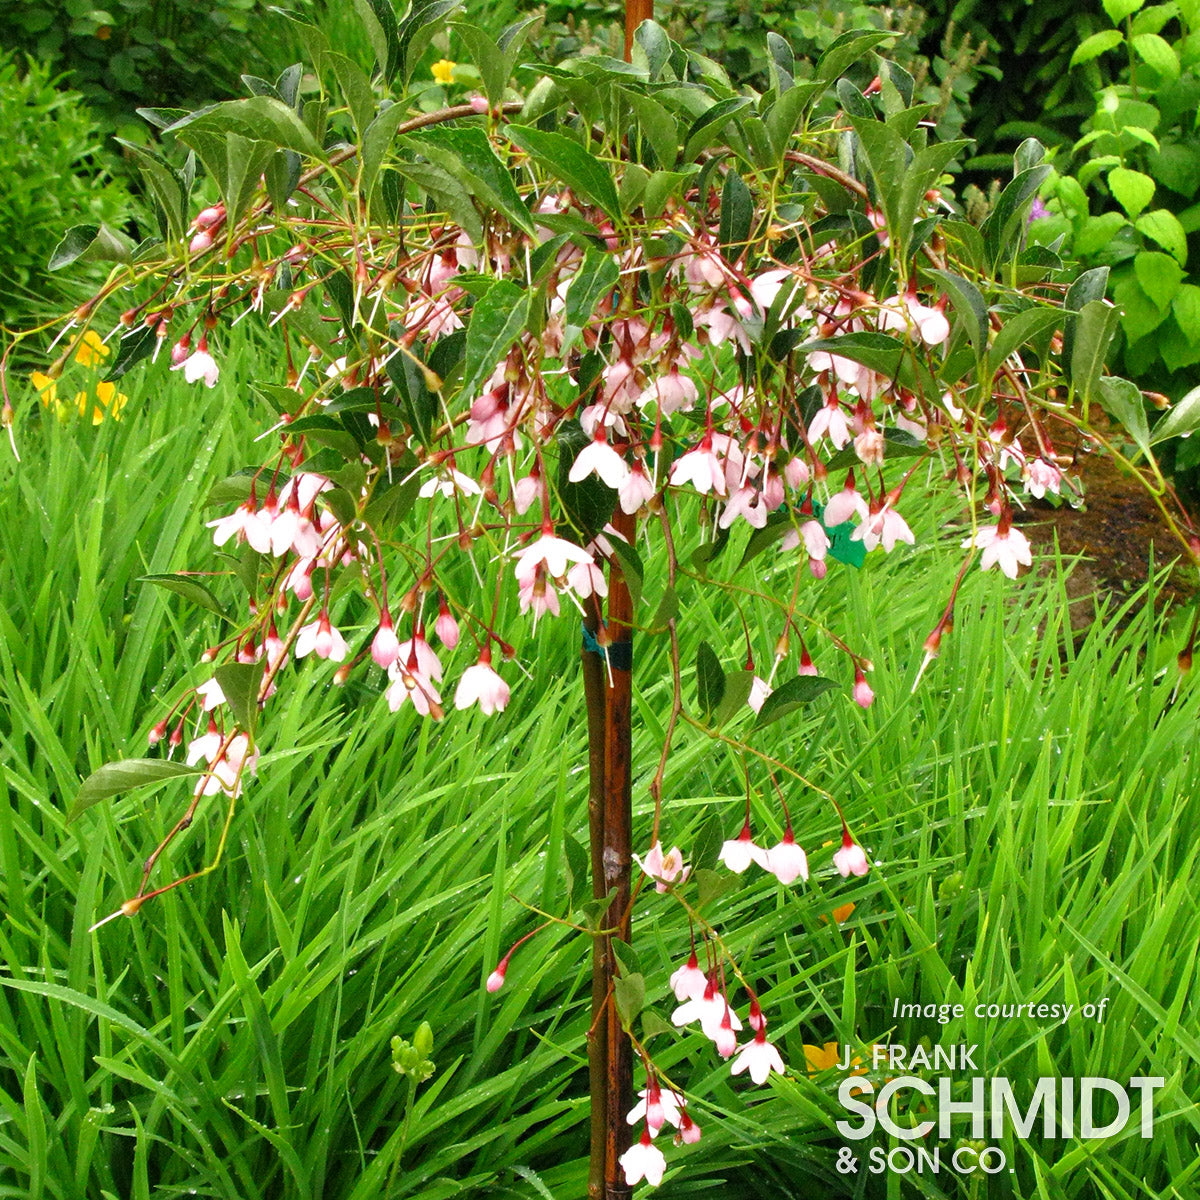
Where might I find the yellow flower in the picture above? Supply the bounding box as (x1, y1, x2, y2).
(803, 1042, 871, 1076)
(32, 370, 127, 424)
(431, 59, 456, 85)
(73, 329, 111, 367)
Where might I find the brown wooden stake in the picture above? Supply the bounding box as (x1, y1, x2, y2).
(583, 508, 637, 1200)
(624, 0, 655, 63)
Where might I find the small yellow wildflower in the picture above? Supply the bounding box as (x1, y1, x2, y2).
(803, 1042, 870, 1076)
(73, 329, 111, 367)
(431, 59, 456, 85)
(32, 369, 128, 425)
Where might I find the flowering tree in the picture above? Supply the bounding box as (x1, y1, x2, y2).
(5, 7, 1198, 1196)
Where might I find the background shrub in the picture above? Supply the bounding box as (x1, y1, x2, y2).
(0, 52, 133, 330)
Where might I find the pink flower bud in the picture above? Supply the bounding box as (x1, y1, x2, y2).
(434, 600, 459, 649)
(678, 1111, 701, 1144)
(148, 718, 168, 747)
(853, 666, 874, 708)
(486, 956, 509, 993)
(194, 205, 224, 230)
(189, 229, 214, 255)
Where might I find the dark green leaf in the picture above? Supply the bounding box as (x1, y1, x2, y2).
(214, 662, 265, 736)
(70, 759, 203, 822)
(929, 268, 988, 357)
(1151, 383, 1200, 443)
(1097, 376, 1151, 456)
(167, 97, 326, 162)
(563, 247, 619, 356)
(462, 279, 530, 401)
(607, 536, 644, 609)
(695, 641, 725, 719)
(1070, 300, 1121, 411)
(1062, 267, 1110, 371)
(681, 96, 752, 161)
(719, 170, 753, 261)
(650, 585, 679, 632)
(754, 675, 839, 729)
(564, 830, 590, 910)
(105, 325, 158, 381)
(713, 670, 754, 728)
(48, 224, 134, 271)
(139, 574, 231, 623)
(614, 971, 645, 1028)
(692, 813, 724, 874)
(506, 125, 620, 220)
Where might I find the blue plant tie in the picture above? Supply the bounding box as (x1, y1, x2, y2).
(581, 622, 633, 671)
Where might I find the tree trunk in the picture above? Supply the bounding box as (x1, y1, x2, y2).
(624, 0, 655, 61)
(585, 510, 636, 1200)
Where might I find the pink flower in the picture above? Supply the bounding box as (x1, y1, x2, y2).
(713, 1005, 739, 1058)
(719, 485, 768, 530)
(963, 520, 1033, 579)
(852, 504, 915, 553)
(569, 434, 630, 489)
(195, 677, 226, 711)
(518, 569, 561, 621)
(678, 1111, 701, 1144)
(618, 461, 655, 514)
(669, 434, 728, 497)
(807, 398, 852, 449)
(454, 652, 510, 715)
(172, 336, 219, 387)
(824, 473, 868, 527)
(730, 1029, 786, 1085)
(834, 826, 870, 877)
(385, 666, 443, 718)
(1025, 458, 1062, 499)
(372, 612, 401, 669)
(434, 599, 460, 648)
(515, 529, 593, 582)
(634, 841, 688, 893)
(566, 559, 608, 600)
(396, 633, 442, 681)
(852, 665, 874, 708)
(295, 613, 348, 662)
(748, 676, 772, 713)
(765, 831, 809, 884)
(669, 951, 708, 1002)
(718, 821, 768, 873)
(620, 1128, 666, 1187)
(207, 500, 254, 547)
(672, 978, 744, 1040)
(640, 367, 697, 415)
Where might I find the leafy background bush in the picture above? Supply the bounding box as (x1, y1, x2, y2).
(0, 52, 133, 329)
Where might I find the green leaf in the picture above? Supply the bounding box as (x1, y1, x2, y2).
(754, 675, 839, 729)
(1172, 284, 1200, 340)
(1131, 32, 1180, 78)
(139, 574, 231, 623)
(1134, 250, 1185, 308)
(1075, 212, 1130, 256)
(1108, 167, 1156, 219)
(988, 307, 1061, 370)
(641, 1010, 676, 1041)
(929, 269, 989, 357)
(562, 247, 619, 357)
(641, 169, 691, 219)
(214, 661, 265, 736)
(1136, 209, 1188, 265)
(1103, 0, 1146, 20)
(451, 23, 506, 106)
(69, 760, 203, 822)
(694, 868, 737, 908)
(983, 165, 1054, 264)
(362, 452, 421, 529)
(506, 125, 620, 220)
(224, 135, 274, 230)
(1070, 299, 1122, 410)
(1062, 267, 1110, 370)
(397, 0, 459, 85)
(48, 223, 134, 271)
(461, 279, 530, 402)
(719, 170, 753, 261)
(626, 92, 678, 170)
(848, 115, 907, 247)
(355, 0, 401, 83)
(613, 971, 645, 1029)
(105, 325, 158, 381)
(406, 127, 534, 235)
(713, 670, 754, 729)
(1097, 375, 1151, 455)
(816, 29, 894, 85)
(681, 96, 753, 160)
(650, 584, 679, 632)
(564, 831, 590, 910)
(1071, 30, 1125, 66)
(607, 536, 644, 609)
(1151, 383, 1200, 442)
(167, 97, 326, 162)
(795, 331, 906, 378)
(695, 641, 725, 719)
(692, 812, 724, 874)
(361, 105, 411, 204)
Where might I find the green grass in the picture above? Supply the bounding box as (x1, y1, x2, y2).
(0, 340, 1197, 1199)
